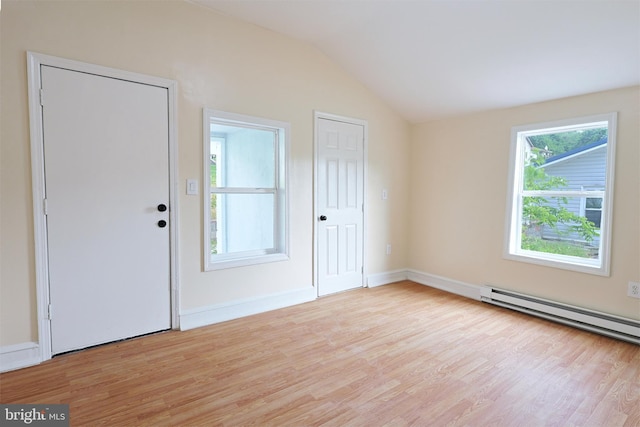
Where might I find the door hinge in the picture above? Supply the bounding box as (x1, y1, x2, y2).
(43, 198, 48, 215)
(48, 303, 53, 320)
(39, 89, 45, 106)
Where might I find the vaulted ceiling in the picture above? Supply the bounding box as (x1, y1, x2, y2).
(192, 0, 640, 123)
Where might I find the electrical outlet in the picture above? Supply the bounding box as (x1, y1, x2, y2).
(386, 244, 392, 255)
(628, 281, 640, 299)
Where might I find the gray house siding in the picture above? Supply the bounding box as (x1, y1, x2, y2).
(539, 144, 606, 246)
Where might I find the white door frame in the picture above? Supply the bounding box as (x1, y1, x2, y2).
(27, 52, 180, 362)
(313, 111, 368, 296)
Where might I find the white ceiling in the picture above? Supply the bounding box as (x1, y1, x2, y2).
(191, 0, 640, 123)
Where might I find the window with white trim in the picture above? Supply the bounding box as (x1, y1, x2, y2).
(580, 189, 603, 228)
(505, 113, 616, 276)
(203, 109, 289, 270)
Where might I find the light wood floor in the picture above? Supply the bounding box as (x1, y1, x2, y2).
(1, 281, 639, 426)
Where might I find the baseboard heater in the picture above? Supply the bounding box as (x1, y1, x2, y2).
(480, 286, 640, 345)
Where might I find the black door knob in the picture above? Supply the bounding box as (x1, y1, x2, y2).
(158, 220, 167, 228)
(157, 204, 167, 212)
(319, 215, 327, 221)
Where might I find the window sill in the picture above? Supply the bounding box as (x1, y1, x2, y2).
(503, 250, 609, 277)
(205, 252, 289, 271)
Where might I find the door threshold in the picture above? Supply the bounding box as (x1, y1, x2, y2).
(53, 329, 172, 358)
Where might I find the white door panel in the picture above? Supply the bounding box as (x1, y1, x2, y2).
(317, 118, 364, 296)
(42, 65, 171, 354)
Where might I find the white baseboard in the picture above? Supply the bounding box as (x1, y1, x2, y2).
(366, 268, 481, 301)
(407, 269, 481, 300)
(367, 269, 409, 287)
(0, 342, 41, 373)
(179, 286, 317, 331)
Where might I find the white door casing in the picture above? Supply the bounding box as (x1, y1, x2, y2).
(27, 53, 179, 359)
(315, 113, 366, 296)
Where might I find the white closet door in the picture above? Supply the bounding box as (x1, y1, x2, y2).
(42, 65, 171, 354)
(316, 118, 364, 296)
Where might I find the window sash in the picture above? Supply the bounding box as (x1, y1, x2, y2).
(520, 190, 605, 198)
(211, 187, 277, 194)
(211, 128, 278, 189)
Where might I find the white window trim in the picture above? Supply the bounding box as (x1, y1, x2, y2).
(504, 112, 617, 276)
(202, 109, 289, 271)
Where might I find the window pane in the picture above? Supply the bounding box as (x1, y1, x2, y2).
(522, 163, 569, 191)
(211, 123, 275, 188)
(210, 192, 218, 254)
(586, 198, 602, 209)
(524, 127, 608, 191)
(585, 210, 602, 228)
(521, 196, 600, 259)
(212, 193, 275, 255)
(210, 137, 223, 187)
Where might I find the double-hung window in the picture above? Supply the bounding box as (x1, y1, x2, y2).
(203, 109, 289, 270)
(581, 189, 603, 228)
(505, 113, 617, 275)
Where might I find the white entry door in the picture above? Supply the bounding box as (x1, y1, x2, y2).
(41, 65, 171, 354)
(316, 116, 365, 296)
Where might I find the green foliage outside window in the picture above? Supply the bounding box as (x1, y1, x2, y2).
(521, 150, 599, 257)
(527, 128, 607, 154)
(210, 162, 217, 254)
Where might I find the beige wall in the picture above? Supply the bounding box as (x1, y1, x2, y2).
(2, 0, 637, 351)
(0, 0, 411, 346)
(409, 86, 640, 319)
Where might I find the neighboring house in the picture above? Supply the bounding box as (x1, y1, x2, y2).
(539, 138, 607, 247)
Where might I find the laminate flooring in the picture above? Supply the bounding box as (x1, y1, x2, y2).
(1, 281, 638, 426)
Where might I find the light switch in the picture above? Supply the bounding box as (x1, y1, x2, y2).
(186, 179, 198, 195)
(382, 189, 388, 200)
